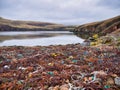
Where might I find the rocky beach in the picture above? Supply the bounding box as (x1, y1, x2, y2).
(0, 44, 120, 90)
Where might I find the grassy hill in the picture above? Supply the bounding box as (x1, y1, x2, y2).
(74, 15, 120, 39)
(0, 17, 74, 31)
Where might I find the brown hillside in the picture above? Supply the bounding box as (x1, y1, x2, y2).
(74, 16, 120, 39)
(0, 17, 74, 31)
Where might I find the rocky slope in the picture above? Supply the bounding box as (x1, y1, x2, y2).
(74, 16, 120, 39)
(0, 17, 74, 31)
(98, 28, 120, 46)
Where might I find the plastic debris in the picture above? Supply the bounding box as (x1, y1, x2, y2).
(0, 44, 119, 90)
(48, 71, 54, 76)
(3, 65, 10, 69)
(114, 77, 120, 86)
(18, 66, 26, 70)
(68, 56, 74, 59)
(104, 85, 110, 89)
(48, 63, 54, 66)
(17, 54, 23, 59)
(72, 60, 78, 63)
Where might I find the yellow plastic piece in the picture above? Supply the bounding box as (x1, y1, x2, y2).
(90, 42, 96, 46)
(93, 34, 98, 39)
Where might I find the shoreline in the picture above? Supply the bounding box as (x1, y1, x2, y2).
(0, 44, 120, 89)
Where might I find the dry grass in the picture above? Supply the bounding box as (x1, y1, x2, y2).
(0, 17, 67, 30)
(78, 15, 120, 28)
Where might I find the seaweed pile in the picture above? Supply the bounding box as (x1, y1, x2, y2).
(0, 44, 120, 90)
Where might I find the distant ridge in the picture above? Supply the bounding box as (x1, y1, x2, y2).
(0, 17, 74, 31)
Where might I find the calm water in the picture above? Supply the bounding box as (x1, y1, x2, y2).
(0, 31, 84, 46)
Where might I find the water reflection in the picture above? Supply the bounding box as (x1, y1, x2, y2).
(0, 31, 84, 46)
(73, 31, 89, 39)
(0, 31, 73, 41)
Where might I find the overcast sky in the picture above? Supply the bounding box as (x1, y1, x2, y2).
(0, 0, 120, 25)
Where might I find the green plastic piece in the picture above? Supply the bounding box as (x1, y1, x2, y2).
(48, 72, 54, 76)
(104, 85, 110, 88)
(72, 60, 78, 63)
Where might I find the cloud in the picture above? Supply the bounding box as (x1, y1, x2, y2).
(99, 0, 120, 9)
(0, 0, 120, 25)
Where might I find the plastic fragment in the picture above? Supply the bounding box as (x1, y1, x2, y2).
(48, 72, 54, 76)
(3, 65, 10, 69)
(104, 85, 110, 89)
(114, 77, 120, 86)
